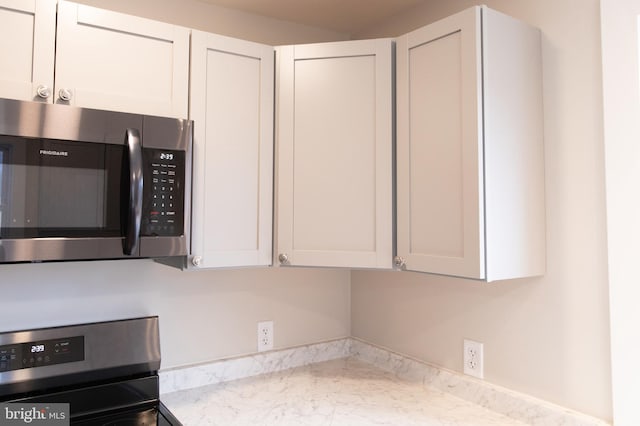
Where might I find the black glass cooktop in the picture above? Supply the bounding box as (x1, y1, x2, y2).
(1, 375, 181, 425)
(73, 403, 179, 426)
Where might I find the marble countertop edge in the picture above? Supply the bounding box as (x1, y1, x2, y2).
(160, 336, 610, 426)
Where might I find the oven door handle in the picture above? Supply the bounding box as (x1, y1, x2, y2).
(124, 128, 143, 256)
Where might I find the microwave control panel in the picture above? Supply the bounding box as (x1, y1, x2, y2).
(142, 148, 185, 237)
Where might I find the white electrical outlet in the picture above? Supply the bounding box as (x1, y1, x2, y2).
(463, 339, 484, 379)
(257, 321, 273, 352)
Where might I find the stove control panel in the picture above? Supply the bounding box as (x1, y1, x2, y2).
(0, 336, 84, 372)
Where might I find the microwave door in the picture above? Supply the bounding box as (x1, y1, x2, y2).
(0, 135, 136, 262)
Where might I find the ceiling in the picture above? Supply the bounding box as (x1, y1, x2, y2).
(197, 0, 427, 34)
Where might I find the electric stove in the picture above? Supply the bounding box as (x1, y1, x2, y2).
(0, 316, 181, 425)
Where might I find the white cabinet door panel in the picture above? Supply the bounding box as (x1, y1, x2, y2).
(0, 0, 55, 102)
(397, 7, 484, 278)
(293, 55, 376, 253)
(54, 1, 189, 118)
(277, 39, 393, 269)
(189, 31, 274, 268)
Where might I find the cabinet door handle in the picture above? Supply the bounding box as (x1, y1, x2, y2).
(278, 253, 289, 264)
(58, 88, 73, 102)
(36, 85, 51, 99)
(191, 256, 202, 267)
(394, 256, 406, 269)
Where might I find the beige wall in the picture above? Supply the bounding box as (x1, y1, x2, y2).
(0, 261, 351, 368)
(351, 0, 612, 422)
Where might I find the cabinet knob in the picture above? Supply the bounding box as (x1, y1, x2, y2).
(393, 256, 406, 269)
(191, 256, 202, 267)
(36, 85, 51, 99)
(58, 88, 73, 102)
(278, 253, 289, 264)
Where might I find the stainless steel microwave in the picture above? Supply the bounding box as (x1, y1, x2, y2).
(0, 98, 192, 263)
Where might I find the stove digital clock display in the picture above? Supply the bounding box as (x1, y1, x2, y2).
(30, 344, 45, 353)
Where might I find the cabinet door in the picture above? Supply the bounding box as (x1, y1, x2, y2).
(189, 31, 274, 269)
(0, 0, 55, 102)
(396, 7, 485, 278)
(277, 39, 393, 269)
(54, 1, 189, 118)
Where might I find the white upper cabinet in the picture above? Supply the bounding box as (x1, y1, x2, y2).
(189, 31, 274, 269)
(276, 39, 393, 269)
(0, 0, 56, 102)
(54, 1, 189, 117)
(54, 1, 189, 118)
(396, 6, 545, 281)
(0, 0, 189, 117)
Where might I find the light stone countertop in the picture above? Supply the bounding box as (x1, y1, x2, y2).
(161, 357, 527, 426)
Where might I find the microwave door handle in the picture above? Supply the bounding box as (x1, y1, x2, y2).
(124, 128, 143, 255)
